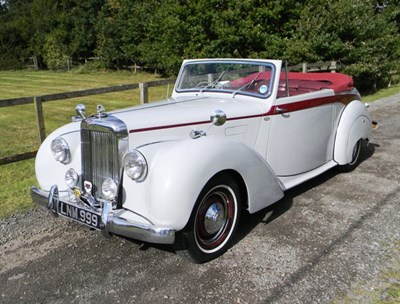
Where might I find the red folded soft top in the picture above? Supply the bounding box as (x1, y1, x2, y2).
(282, 72, 354, 93)
(230, 71, 354, 95)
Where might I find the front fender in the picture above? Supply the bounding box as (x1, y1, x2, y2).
(35, 122, 81, 191)
(334, 100, 371, 165)
(122, 136, 284, 231)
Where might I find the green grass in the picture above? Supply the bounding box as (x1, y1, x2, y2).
(362, 83, 400, 103)
(0, 70, 171, 158)
(0, 69, 170, 219)
(0, 160, 36, 219)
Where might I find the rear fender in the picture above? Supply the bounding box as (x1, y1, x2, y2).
(334, 100, 371, 165)
(122, 136, 284, 230)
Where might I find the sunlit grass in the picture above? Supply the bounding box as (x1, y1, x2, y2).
(362, 83, 400, 103)
(0, 160, 36, 219)
(0, 69, 170, 218)
(0, 70, 171, 158)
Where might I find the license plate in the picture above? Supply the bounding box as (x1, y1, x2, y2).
(58, 201, 101, 229)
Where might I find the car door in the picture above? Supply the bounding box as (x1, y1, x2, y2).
(266, 91, 335, 177)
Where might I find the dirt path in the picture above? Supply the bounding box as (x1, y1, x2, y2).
(1, 94, 399, 304)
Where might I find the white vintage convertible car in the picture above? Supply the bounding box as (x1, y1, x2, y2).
(31, 59, 374, 263)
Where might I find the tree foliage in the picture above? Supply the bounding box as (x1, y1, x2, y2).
(0, 0, 399, 89)
(0, 0, 33, 69)
(285, 0, 400, 90)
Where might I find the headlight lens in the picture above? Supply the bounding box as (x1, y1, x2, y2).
(102, 177, 118, 200)
(123, 150, 148, 182)
(51, 137, 71, 164)
(65, 168, 79, 189)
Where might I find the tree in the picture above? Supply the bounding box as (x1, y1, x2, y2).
(95, 0, 153, 69)
(0, 0, 398, 86)
(0, 0, 33, 69)
(30, 0, 104, 69)
(136, 0, 303, 75)
(286, 0, 399, 90)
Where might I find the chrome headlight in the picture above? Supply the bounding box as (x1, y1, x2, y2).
(123, 150, 148, 182)
(65, 168, 79, 189)
(102, 177, 118, 200)
(51, 137, 71, 164)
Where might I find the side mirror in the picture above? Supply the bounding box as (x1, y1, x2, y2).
(210, 110, 227, 126)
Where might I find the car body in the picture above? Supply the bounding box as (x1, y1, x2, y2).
(31, 59, 373, 263)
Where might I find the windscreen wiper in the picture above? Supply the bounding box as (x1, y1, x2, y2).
(232, 72, 261, 97)
(200, 70, 227, 93)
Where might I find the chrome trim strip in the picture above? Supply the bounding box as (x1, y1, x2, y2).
(31, 186, 175, 245)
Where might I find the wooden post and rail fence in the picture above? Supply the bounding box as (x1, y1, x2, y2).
(0, 79, 175, 165)
(0, 61, 338, 166)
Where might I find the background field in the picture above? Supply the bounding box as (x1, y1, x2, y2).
(0, 69, 170, 218)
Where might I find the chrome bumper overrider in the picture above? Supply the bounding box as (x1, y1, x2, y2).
(30, 185, 175, 244)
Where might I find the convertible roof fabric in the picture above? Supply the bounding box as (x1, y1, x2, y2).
(282, 72, 354, 93)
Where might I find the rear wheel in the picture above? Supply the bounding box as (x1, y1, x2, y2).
(175, 174, 241, 263)
(338, 139, 362, 172)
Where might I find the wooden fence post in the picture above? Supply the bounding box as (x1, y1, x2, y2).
(34, 96, 46, 144)
(302, 63, 307, 73)
(139, 82, 149, 104)
(330, 61, 337, 73)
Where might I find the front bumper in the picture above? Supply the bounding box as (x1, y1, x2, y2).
(30, 185, 175, 245)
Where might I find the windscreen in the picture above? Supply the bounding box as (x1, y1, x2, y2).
(176, 61, 274, 98)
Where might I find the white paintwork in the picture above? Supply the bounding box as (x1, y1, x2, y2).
(267, 91, 336, 176)
(334, 100, 371, 164)
(121, 137, 283, 230)
(35, 122, 81, 191)
(33, 58, 373, 237)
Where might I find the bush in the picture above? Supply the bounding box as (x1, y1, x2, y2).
(42, 33, 70, 70)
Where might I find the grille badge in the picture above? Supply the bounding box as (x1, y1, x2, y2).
(84, 181, 93, 194)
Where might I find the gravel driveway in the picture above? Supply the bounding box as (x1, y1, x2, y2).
(1, 93, 399, 304)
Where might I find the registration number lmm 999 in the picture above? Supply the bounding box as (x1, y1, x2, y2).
(58, 201, 101, 229)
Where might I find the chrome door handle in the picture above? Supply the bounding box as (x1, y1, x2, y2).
(276, 107, 287, 114)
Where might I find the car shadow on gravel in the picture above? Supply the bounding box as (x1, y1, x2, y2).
(122, 142, 376, 258)
(233, 139, 376, 246)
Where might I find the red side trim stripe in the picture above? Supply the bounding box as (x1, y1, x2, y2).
(129, 94, 358, 133)
(266, 94, 357, 115)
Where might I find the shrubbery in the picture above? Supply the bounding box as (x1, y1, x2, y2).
(0, 0, 399, 91)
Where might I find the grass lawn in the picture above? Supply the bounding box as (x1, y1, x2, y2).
(0, 69, 171, 219)
(362, 83, 400, 103)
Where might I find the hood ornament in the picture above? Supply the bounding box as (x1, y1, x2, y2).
(95, 104, 108, 118)
(72, 104, 109, 122)
(72, 104, 86, 122)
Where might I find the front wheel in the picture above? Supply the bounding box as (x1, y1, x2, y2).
(174, 174, 241, 263)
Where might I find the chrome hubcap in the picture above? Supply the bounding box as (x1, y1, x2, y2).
(204, 202, 226, 234)
(195, 185, 236, 252)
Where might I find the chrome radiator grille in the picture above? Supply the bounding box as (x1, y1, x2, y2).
(81, 129, 120, 197)
(80, 114, 128, 200)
